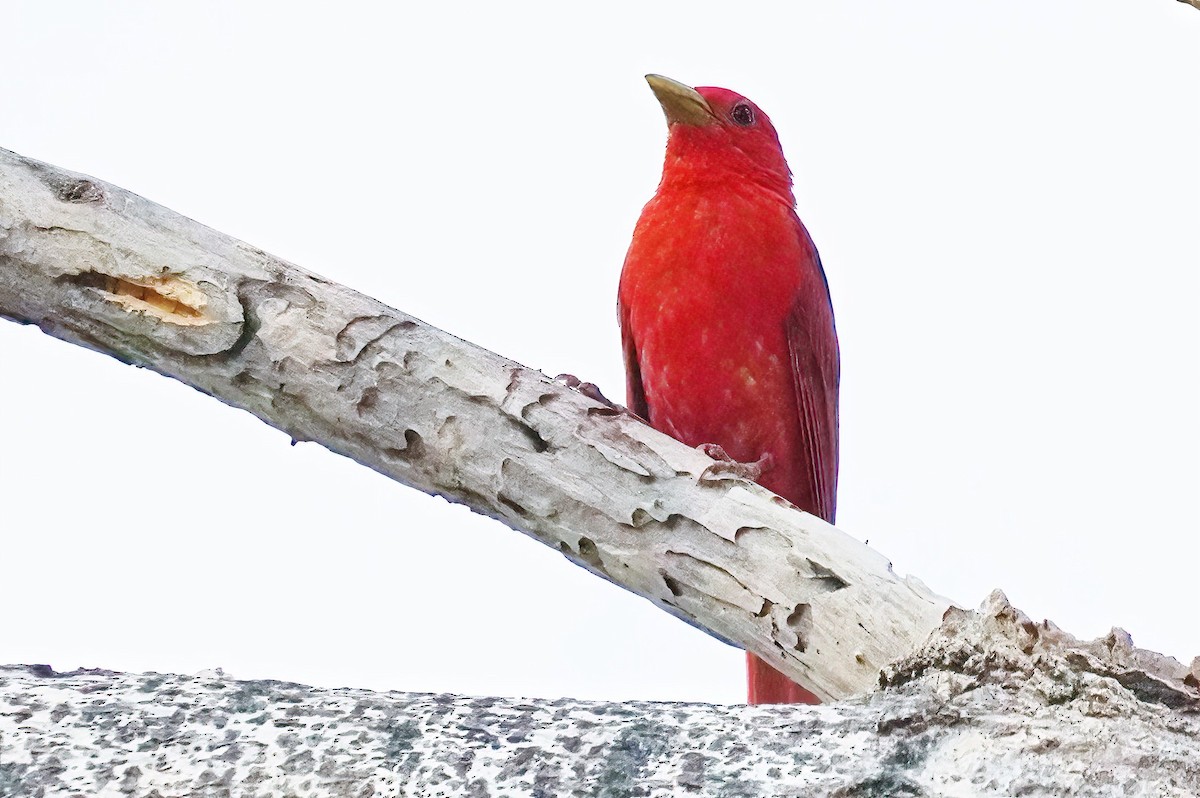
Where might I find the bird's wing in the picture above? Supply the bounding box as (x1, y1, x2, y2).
(785, 261, 841, 524)
(618, 302, 650, 421)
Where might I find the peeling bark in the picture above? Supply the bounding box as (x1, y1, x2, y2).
(1, 594, 1197, 797)
(0, 147, 951, 701)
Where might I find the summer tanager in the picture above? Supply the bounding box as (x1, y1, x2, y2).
(618, 75, 839, 705)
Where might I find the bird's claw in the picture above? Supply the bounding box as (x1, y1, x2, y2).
(554, 373, 610, 404)
(698, 445, 774, 484)
(555, 374, 644, 421)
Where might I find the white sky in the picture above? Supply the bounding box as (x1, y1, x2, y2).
(1, 2, 1197, 704)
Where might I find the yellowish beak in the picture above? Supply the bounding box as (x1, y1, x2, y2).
(645, 74, 716, 126)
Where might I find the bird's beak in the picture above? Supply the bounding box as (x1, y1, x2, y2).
(645, 74, 716, 127)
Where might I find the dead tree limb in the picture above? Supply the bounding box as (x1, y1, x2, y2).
(0, 147, 950, 701)
(3, 148, 1200, 795)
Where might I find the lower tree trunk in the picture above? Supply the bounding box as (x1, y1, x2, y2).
(1, 593, 1197, 796)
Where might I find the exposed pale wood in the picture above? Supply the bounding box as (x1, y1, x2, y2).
(0, 147, 950, 701)
(1, 593, 1197, 796)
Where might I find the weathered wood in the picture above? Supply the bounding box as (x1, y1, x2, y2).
(1, 594, 1196, 797)
(0, 147, 951, 701)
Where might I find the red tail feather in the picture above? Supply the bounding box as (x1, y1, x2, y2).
(746, 653, 820, 705)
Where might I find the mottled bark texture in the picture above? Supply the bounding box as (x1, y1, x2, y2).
(0, 146, 950, 701)
(1, 594, 1197, 797)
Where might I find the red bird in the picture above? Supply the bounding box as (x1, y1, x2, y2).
(619, 75, 839, 705)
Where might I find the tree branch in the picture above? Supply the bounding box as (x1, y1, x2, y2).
(0, 146, 949, 701)
(3, 148, 1199, 793)
(1, 593, 1197, 796)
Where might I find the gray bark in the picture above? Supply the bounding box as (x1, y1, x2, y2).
(1, 593, 1197, 797)
(0, 146, 949, 701)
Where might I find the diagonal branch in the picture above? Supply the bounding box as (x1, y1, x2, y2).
(0, 146, 952, 701)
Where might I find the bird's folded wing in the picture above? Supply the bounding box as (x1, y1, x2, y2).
(786, 276, 840, 524)
(619, 303, 651, 422)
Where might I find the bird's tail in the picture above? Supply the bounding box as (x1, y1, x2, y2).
(746, 653, 820, 704)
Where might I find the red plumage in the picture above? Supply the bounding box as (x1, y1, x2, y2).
(619, 76, 839, 704)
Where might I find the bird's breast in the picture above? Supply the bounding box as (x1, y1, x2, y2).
(619, 186, 819, 473)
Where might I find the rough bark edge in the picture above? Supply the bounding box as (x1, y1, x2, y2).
(0, 146, 952, 700)
(0, 593, 1197, 798)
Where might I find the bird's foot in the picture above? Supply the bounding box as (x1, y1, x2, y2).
(555, 373, 610, 404)
(554, 374, 644, 421)
(698, 445, 775, 484)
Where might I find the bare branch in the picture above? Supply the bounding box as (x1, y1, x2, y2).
(0, 147, 949, 701)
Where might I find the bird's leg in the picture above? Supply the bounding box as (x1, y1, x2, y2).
(554, 374, 645, 421)
(698, 445, 775, 484)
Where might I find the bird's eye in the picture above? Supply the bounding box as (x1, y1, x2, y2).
(731, 103, 755, 126)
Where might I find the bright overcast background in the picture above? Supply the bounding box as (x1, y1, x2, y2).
(2, 3, 1197, 704)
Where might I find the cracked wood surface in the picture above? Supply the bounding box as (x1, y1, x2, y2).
(0, 146, 953, 700)
(1, 594, 1197, 797)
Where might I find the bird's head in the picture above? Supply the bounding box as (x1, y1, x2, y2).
(645, 74, 793, 201)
